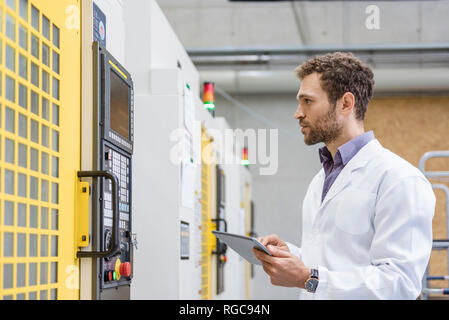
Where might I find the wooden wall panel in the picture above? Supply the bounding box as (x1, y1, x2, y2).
(365, 96, 449, 292)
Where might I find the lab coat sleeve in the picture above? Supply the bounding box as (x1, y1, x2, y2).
(285, 242, 302, 260)
(315, 176, 435, 299)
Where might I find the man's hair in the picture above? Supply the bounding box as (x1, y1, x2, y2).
(295, 52, 375, 121)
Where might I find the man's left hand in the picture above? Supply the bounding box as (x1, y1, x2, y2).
(252, 245, 310, 289)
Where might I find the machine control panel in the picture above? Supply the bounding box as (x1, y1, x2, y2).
(92, 42, 135, 298)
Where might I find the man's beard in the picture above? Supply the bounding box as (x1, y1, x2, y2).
(302, 103, 343, 145)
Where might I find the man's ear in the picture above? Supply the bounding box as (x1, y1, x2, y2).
(341, 92, 355, 115)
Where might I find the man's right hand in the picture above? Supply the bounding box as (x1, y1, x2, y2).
(256, 234, 289, 252)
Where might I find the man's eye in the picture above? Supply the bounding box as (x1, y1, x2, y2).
(305, 99, 311, 104)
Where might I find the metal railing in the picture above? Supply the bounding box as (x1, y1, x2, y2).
(419, 151, 449, 300)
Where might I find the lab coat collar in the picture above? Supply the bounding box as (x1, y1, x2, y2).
(318, 139, 382, 208)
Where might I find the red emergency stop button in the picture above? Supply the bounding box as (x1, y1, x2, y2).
(119, 262, 131, 277)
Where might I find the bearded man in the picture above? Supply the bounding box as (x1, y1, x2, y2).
(253, 52, 435, 300)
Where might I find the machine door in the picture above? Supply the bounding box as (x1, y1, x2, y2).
(0, 0, 81, 300)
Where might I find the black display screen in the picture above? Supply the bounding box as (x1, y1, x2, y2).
(110, 70, 130, 140)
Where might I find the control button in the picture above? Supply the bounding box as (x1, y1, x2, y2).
(112, 271, 116, 281)
(119, 262, 131, 277)
(104, 271, 112, 282)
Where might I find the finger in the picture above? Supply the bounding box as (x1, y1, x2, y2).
(265, 234, 280, 245)
(267, 245, 291, 258)
(252, 247, 266, 260)
(257, 237, 268, 246)
(258, 234, 278, 245)
(253, 248, 274, 265)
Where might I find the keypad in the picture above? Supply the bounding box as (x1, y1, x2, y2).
(103, 147, 130, 231)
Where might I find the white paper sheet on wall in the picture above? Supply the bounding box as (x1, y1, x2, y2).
(184, 83, 195, 136)
(180, 82, 196, 209)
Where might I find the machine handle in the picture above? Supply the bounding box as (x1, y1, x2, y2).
(212, 218, 228, 233)
(76, 170, 121, 259)
(212, 218, 228, 255)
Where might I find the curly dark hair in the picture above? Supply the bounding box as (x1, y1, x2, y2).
(295, 52, 375, 121)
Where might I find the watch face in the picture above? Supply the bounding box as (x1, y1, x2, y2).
(306, 278, 318, 293)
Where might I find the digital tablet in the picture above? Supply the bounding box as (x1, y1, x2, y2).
(212, 230, 272, 265)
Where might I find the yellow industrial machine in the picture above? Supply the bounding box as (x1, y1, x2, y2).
(0, 0, 81, 299)
(0, 0, 133, 301)
(200, 126, 214, 299)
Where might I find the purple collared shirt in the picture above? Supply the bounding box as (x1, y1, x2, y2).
(319, 131, 375, 203)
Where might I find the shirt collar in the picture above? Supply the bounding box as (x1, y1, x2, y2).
(318, 131, 375, 166)
(319, 145, 332, 164)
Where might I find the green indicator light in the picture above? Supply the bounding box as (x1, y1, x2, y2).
(204, 102, 215, 110)
(241, 159, 250, 166)
(112, 271, 116, 281)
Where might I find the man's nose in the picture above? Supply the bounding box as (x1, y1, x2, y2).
(294, 103, 304, 119)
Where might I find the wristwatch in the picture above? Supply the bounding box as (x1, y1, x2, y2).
(304, 268, 319, 293)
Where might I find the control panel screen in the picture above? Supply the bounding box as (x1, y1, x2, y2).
(110, 70, 130, 140)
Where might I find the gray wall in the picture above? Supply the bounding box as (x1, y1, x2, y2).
(215, 93, 322, 299)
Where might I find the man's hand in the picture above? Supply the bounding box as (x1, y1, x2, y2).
(256, 234, 289, 253)
(252, 245, 310, 289)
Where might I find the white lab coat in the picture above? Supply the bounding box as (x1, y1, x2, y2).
(286, 139, 436, 300)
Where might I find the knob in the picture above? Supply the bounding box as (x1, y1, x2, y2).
(115, 259, 122, 280)
(104, 271, 111, 282)
(119, 262, 131, 277)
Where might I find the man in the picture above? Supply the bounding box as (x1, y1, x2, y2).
(252, 52, 436, 299)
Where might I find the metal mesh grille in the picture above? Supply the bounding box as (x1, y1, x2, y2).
(0, 0, 62, 300)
